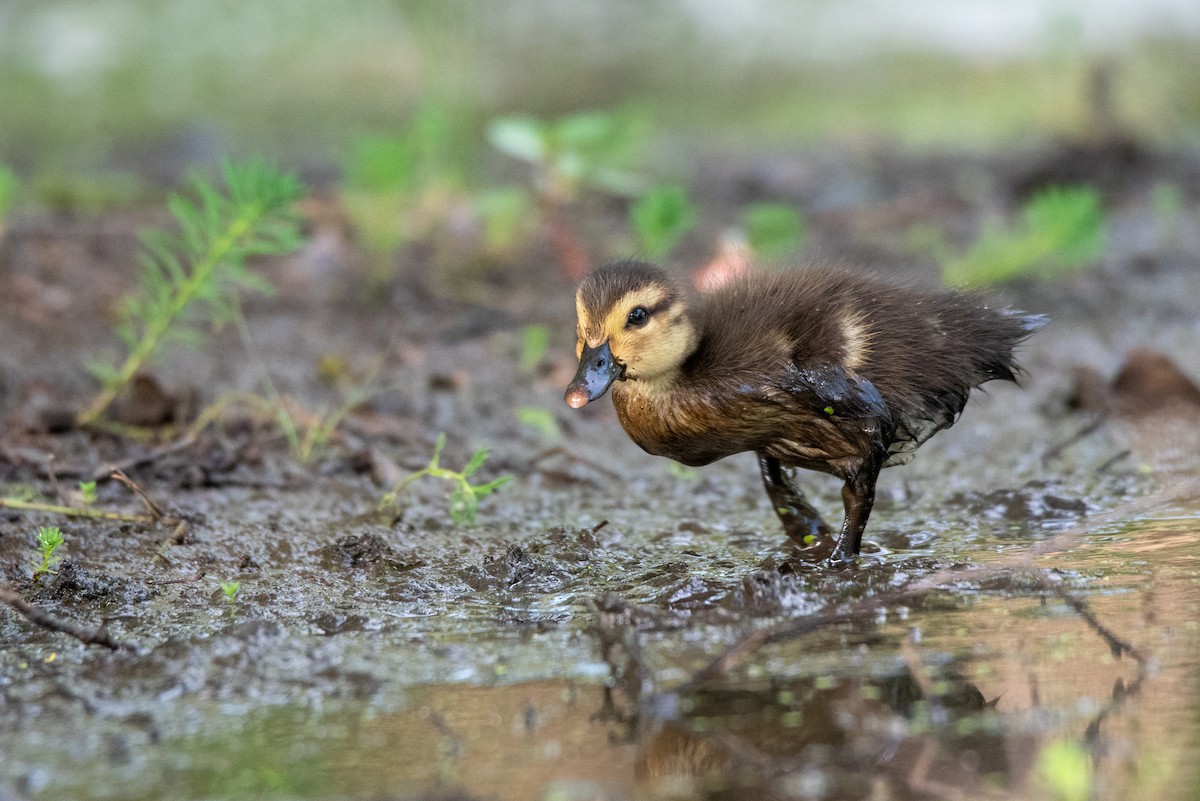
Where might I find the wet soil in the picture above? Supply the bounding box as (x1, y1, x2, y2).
(2, 141, 1200, 800)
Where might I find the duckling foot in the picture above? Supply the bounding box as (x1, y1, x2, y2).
(758, 455, 835, 560)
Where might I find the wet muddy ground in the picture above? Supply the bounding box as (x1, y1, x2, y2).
(2, 142, 1200, 800)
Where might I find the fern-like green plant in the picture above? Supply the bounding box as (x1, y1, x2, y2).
(32, 525, 65, 580)
(78, 158, 305, 426)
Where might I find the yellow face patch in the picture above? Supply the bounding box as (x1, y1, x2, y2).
(573, 282, 696, 387)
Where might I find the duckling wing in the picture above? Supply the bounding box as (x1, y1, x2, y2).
(782, 362, 890, 422)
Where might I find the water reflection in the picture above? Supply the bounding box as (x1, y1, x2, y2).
(22, 517, 1196, 801)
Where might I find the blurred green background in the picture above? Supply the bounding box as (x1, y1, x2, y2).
(2, 0, 1198, 183)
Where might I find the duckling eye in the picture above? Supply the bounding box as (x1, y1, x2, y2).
(626, 306, 649, 328)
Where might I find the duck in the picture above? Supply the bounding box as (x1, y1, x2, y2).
(564, 259, 1045, 563)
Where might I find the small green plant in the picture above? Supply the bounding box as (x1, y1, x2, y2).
(487, 111, 645, 201)
(77, 481, 98, 507)
(219, 582, 240, 620)
(32, 526, 65, 580)
(381, 434, 511, 525)
(630, 185, 696, 259)
(742, 203, 805, 261)
(79, 158, 305, 426)
(341, 98, 475, 255)
(488, 109, 648, 277)
(941, 185, 1105, 286)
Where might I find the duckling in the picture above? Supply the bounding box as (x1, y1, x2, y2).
(565, 260, 1045, 563)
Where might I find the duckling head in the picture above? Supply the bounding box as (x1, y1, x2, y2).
(565, 261, 697, 409)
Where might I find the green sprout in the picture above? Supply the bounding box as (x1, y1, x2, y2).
(341, 98, 475, 256)
(487, 110, 646, 201)
(381, 434, 511, 525)
(941, 185, 1105, 286)
(32, 526, 65, 580)
(78, 158, 305, 426)
(631, 185, 696, 259)
(78, 481, 98, 507)
(742, 203, 806, 261)
(488, 109, 648, 276)
(219, 582, 240, 621)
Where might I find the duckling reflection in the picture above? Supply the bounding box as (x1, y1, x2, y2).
(630, 669, 1006, 801)
(566, 261, 1045, 562)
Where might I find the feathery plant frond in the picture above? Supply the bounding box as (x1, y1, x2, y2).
(79, 159, 305, 426)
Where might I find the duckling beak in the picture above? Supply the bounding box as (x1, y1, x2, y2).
(565, 341, 625, 409)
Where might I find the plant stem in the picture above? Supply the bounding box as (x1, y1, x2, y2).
(76, 206, 263, 427)
(0, 497, 154, 523)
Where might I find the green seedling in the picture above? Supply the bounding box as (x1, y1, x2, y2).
(941, 185, 1105, 286)
(341, 98, 475, 256)
(219, 582, 240, 621)
(78, 481, 98, 507)
(487, 110, 646, 201)
(32, 526, 65, 580)
(488, 109, 648, 277)
(79, 158, 305, 426)
(381, 433, 511, 525)
(631, 185, 696, 259)
(344, 99, 470, 195)
(742, 203, 806, 261)
(230, 307, 381, 464)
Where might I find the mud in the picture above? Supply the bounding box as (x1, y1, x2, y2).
(2, 142, 1200, 800)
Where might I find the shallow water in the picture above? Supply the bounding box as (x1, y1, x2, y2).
(5, 494, 1197, 801)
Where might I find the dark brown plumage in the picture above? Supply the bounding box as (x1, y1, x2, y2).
(565, 260, 1045, 563)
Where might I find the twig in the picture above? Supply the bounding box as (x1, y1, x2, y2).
(110, 468, 169, 520)
(0, 496, 153, 523)
(1037, 572, 1145, 662)
(109, 468, 190, 545)
(0, 585, 130, 651)
(46, 454, 65, 505)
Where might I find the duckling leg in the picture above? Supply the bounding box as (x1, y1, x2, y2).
(758, 454, 832, 547)
(829, 456, 883, 563)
